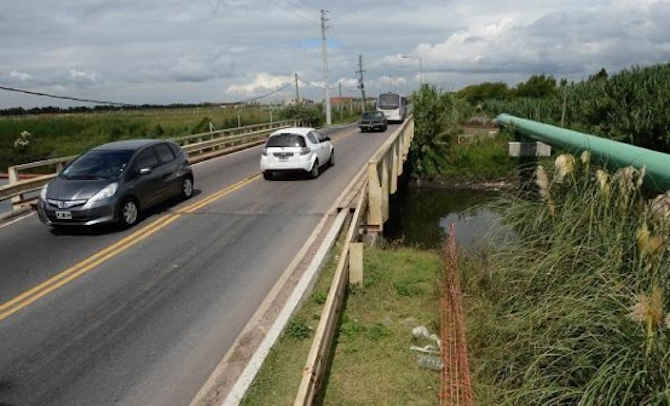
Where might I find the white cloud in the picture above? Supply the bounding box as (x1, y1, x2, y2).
(9, 70, 32, 81)
(2, 0, 670, 107)
(69, 69, 97, 82)
(226, 73, 291, 95)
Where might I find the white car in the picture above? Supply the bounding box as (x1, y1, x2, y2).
(260, 127, 334, 180)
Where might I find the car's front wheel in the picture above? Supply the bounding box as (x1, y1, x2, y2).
(329, 150, 335, 167)
(118, 198, 139, 228)
(181, 176, 194, 199)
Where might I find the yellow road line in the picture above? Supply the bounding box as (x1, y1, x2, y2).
(0, 174, 260, 322)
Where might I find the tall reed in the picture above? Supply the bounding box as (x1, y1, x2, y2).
(463, 153, 670, 405)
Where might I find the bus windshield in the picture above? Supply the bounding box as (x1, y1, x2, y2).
(378, 93, 400, 109)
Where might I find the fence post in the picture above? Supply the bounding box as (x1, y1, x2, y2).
(8, 166, 22, 208)
(349, 243, 363, 285)
(391, 140, 399, 194)
(367, 162, 383, 230)
(381, 155, 390, 223)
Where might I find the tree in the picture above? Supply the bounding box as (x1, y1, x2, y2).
(589, 68, 609, 81)
(515, 74, 557, 98)
(456, 82, 510, 104)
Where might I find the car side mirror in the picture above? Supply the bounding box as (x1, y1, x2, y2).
(324, 136, 331, 142)
(139, 167, 152, 175)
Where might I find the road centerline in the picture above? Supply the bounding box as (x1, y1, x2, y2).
(0, 174, 260, 322)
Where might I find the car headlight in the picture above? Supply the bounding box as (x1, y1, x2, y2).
(40, 184, 48, 200)
(84, 182, 118, 207)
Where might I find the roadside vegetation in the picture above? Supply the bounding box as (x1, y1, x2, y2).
(409, 62, 670, 186)
(0, 106, 271, 172)
(409, 84, 516, 184)
(0, 102, 363, 172)
(464, 63, 670, 152)
(319, 246, 441, 405)
(242, 243, 442, 405)
(462, 153, 670, 404)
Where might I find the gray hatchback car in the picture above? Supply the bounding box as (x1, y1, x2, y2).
(37, 139, 194, 228)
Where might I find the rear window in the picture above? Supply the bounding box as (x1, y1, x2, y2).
(266, 133, 306, 148)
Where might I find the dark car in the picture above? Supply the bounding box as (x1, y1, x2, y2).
(37, 139, 193, 228)
(359, 111, 388, 132)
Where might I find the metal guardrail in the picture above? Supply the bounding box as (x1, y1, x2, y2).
(0, 120, 297, 214)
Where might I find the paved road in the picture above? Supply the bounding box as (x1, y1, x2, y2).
(0, 124, 396, 406)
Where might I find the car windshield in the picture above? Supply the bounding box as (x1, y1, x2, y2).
(61, 149, 134, 180)
(362, 112, 382, 119)
(266, 134, 306, 148)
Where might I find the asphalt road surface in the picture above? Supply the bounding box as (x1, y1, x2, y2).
(0, 124, 397, 406)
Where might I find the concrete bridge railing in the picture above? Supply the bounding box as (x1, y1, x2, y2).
(366, 116, 414, 232)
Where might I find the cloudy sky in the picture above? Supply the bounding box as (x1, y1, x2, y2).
(1, 0, 669, 108)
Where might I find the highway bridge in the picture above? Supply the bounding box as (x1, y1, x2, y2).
(0, 120, 413, 406)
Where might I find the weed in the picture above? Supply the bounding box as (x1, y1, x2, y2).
(394, 280, 424, 297)
(286, 318, 311, 340)
(312, 291, 327, 305)
(366, 323, 391, 341)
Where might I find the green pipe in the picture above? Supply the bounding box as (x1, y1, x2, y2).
(496, 113, 670, 192)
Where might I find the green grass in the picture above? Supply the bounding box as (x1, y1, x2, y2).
(0, 106, 273, 172)
(241, 244, 442, 406)
(437, 130, 517, 183)
(461, 153, 670, 404)
(319, 247, 441, 405)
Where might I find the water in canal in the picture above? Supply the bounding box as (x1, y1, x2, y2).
(384, 186, 504, 250)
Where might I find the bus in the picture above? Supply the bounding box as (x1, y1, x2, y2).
(376, 92, 407, 123)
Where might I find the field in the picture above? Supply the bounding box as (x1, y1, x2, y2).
(0, 106, 274, 172)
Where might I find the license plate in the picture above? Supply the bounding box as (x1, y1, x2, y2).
(55, 210, 72, 220)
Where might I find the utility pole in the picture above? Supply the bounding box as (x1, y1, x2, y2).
(294, 72, 300, 104)
(356, 54, 367, 112)
(338, 82, 342, 97)
(321, 9, 332, 125)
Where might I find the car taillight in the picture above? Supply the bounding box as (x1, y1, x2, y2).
(299, 147, 311, 155)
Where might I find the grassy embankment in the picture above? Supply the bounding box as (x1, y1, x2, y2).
(462, 153, 670, 404)
(242, 243, 442, 405)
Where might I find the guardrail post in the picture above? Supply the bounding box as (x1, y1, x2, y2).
(391, 140, 399, 194)
(367, 162, 383, 231)
(381, 155, 390, 223)
(8, 166, 24, 209)
(349, 243, 363, 285)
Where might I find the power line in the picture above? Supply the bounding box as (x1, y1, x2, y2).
(232, 82, 292, 104)
(0, 85, 133, 106)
